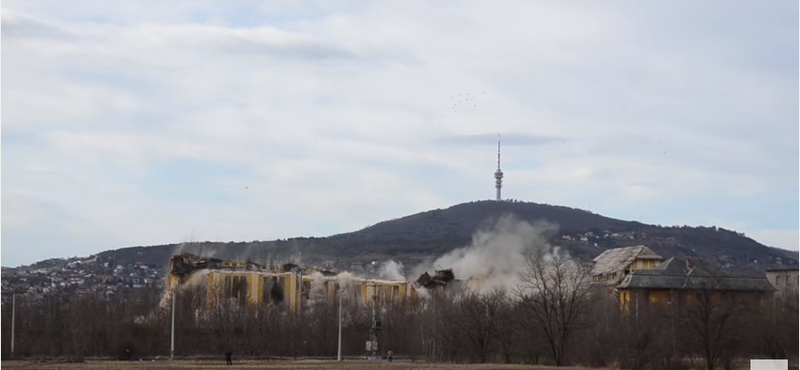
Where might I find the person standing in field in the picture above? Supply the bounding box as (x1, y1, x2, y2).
(388, 350, 393, 362)
(225, 350, 233, 365)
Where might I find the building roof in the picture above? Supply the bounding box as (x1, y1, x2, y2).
(617, 257, 775, 292)
(591, 245, 663, 276)
(766, 267, 799, 272)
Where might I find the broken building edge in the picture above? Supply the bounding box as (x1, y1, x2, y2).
(165, 253, 469, 312)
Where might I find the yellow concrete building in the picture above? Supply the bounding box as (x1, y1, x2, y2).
(165, 254, 415, 311)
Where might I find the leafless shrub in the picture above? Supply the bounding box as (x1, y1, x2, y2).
(518, 248, 591, 366)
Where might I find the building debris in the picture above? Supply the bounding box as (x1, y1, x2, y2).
(414, 269, 456, 289)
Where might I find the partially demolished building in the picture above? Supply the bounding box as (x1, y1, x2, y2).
(166, 253, 463, 312)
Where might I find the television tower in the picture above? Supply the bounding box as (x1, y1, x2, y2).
(494, 134, 503, 201)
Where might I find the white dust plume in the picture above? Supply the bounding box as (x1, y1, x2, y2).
(420, 214, 557, 294)
(378, 260, 405, 281)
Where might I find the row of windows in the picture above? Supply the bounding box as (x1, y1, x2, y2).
(593, 259, 660, 282)
(774, 274, 799, 288)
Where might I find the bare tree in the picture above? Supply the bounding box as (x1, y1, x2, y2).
(518, 248, 591, 366)
(757, 305, 798, 361)
(618, 307, 661, 370)
(577, 291, 621, 367)
(413, 293, 448, 362)
(490, 290, 519, 363)
(680, 290, 744, 370)
(442, 290, 504, 363)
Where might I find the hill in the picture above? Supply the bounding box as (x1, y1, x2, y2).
(7, 200, 798, 281)
(324, 200, 796, 272)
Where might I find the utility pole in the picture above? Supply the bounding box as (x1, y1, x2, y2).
(170, 289, 176, 360)
(369, 289, 381, 359)
(337, 289, 347, 362)
(10, 293, 16, 359)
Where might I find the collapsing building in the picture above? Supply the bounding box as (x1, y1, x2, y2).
(413, 268, 476, 292)
(166, 253, 455, 312)
(414, 269, 455, 289)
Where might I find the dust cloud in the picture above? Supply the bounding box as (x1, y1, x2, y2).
(378, 260, 405, 281)
(418, 215, 557, 293)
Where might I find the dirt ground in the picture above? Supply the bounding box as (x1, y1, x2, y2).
(0, 360, 592, 370)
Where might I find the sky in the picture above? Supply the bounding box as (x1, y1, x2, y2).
(2, 1, 798, 267)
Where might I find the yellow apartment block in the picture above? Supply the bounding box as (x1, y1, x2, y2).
(166, 254, 415, 312)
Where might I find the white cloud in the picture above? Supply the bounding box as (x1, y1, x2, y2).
(2, 1, 797, 265)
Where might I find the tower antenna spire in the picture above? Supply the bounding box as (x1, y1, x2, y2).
(497, 134, 501, 169)
(494, 134, 504, 201)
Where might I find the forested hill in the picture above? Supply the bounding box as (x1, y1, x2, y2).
(15, 200, 800, 273)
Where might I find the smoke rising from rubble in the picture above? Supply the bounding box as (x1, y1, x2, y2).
(174, 241, 218, 258)
(419, 215, 558, 293)
(336, 271, 355, 288)
(163, 215, 558, 308)
(171, 239, 307, 268)
(159, 268, 211, 307)
(308, 271, 327, 306)
(379, 260, 405, 281)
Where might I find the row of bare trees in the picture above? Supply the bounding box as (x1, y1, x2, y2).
(2, 251, 797, 368)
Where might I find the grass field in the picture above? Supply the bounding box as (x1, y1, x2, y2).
(0, 360, 592, 370)
(4, 359, 794, 370)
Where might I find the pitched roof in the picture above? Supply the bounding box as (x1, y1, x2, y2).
(766, 267, 799, 272)
(617, 257, 775, 292)
(591, 245, 663, 276)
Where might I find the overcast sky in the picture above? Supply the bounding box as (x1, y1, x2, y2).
(2, 1, 798, 267)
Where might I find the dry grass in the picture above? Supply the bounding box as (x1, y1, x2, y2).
(0, 360, 596, 370)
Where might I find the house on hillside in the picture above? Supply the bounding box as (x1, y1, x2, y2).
(591, 245, 664, 285)
(616, 257, 774, 313)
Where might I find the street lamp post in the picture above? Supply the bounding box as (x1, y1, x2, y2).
(337, 289, 347, 362)
(11, 293, 16, 359)
(170, 289, 176, 360)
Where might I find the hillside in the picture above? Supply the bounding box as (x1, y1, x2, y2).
(7, 200, 798, 281)
(324, 200, 796, 272)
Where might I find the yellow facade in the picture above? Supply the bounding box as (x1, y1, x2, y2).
(620, 290, 631, 310)
(647, 290, 669, 304)
(628, 258, 659, 273)
(618, 289, 670, 312)
(592, 255, 663, 283)
(168, 269, 415, 312)
(617, 288, 770, 313)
